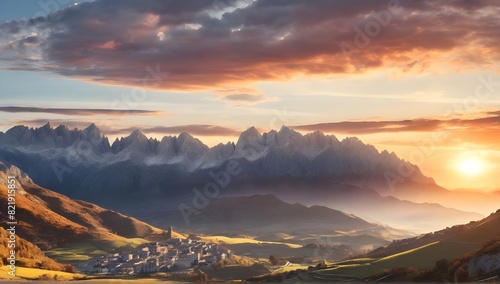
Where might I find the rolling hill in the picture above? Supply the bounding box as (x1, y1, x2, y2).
(307, 208, 500, 280)
(360, 236, 500, 282)
(364, 208, 500, 259)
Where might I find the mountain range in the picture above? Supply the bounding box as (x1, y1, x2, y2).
(144, 194, 415, 250)
(0, 160, 406, 251)
(0, 123, 432, 181)
(0, 123, 497, 231)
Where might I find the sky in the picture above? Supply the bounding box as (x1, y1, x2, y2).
(0, 0, 499, 191)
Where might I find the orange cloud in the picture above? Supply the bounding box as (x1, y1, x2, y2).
(293, 110, 500, 139)
(0, 0, 498, 91)
(0, 106, 161, 116)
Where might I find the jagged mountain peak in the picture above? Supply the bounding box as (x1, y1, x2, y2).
(40, 122, 52, 129)
(0, 123, 433, 189)
(246, 126, 260, 133)
(278, 125, 297, 134)
(0, 160, 30, 195)
(83, 122, 97, 131)
(128, 129, 147, 140)
(176, 132, 209, 158)
(178, 131, 197, 143)
(238, 126, 261, 141)
(54, 124, 69, 132)
(81, 123, 104, 140)
(5, 124, 30, 136)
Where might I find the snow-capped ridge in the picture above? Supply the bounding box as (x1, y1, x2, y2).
(0, 123, 432, 185)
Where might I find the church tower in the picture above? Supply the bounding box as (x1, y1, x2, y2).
(167, 226, 173, 239)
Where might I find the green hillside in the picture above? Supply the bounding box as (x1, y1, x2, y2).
(311, 209, 500, 280)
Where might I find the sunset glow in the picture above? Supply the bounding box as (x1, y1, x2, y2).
(457, 156, 486, 176)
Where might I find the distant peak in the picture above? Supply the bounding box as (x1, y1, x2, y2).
(41, 122, 52, 129)
(177, 132, 207, 149)
(246, 194, 284, 203)
(84, 123, 97, 131)
(279, 125, 290, 132)
(249, 193, 278, 199)
(278, 125, 300, 136)
(82, 124, 102, 136)
(178, 132, 193, 139)
(129, 129, 147, 139)
(131, 129, 142, 134)
(236, 127, 262, 147)
(55, 124, 69, 131)
(245, 126, 260, 134)
(239, 126, 261, 138)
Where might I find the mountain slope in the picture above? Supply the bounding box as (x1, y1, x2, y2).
(0, 227, 67, 272)
(251, 182, 484, 231)
(305, 210, 500, 281)
(0, 161, 165, 250)
(364, 208, 500, 259)
(134, 194, 412, 250)
(188, 194, 375, 230)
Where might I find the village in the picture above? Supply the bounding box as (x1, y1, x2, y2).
(79, 227, 233, 275)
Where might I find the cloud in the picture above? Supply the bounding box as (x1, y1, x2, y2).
(109, 125, 241, 137)
(0, 0, 499, 91)
(294, 119, 442, 134)
(293, 110, 500, 135)
(224, 93, 267, 102)
(0, 106, 161, 116)
(15, 118, 92, 125)
(214, 87, 276, 105)
(218, 93, 277, 105)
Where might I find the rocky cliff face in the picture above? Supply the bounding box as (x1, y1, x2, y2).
(468, 253, 500, 277)
(0, 161, 29, 195)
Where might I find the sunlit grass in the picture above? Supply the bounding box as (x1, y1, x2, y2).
(335, 257, 376, 265)
(373, 241, 440, 264)
(199, 235, 302, 248)
(318, 241, 480, 279)
(45, 238, 149, 262)
(278, 263, 310, 272)
(0, 265, 85, 280)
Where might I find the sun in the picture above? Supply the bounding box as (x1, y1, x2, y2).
(456, 156, 485, 176)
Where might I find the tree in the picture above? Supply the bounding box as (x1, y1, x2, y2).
(63, 264, 76, 273)
(454, 267, 469, 283)
(435, 258, 448, 273)
(269, 255, 280, 265)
